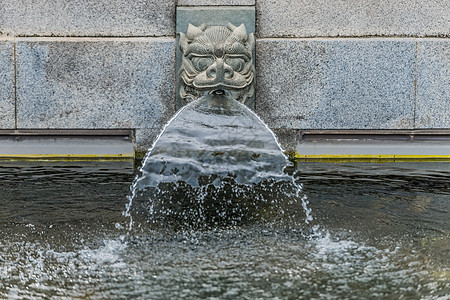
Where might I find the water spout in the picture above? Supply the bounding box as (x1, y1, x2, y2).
(137, 93, 290, 188)
(123, 18, 314, 230)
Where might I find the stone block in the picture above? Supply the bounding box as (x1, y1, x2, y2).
(178, 0, 255, 5)
(416, 39, 450, 128)
(0, 0, 175, 37)
(256, 39, 416, 130)
(0, 39, 14, 128)
(257, 0, 450, 38)
(16, 37, 175, 150)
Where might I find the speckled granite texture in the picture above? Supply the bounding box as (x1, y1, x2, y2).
(16, 38, 175, 151)
(256, 39, 416, 130)
(0, 40, 14, 128)
(416, 39, 450, 128)
(0, 0, 176, 37)
(257, 0, 450, 38)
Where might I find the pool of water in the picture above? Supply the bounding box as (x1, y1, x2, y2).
(0, 161, 448, 299)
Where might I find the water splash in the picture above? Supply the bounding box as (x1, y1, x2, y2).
(126, 93, 312, 231)
(1, 160, 449, 298)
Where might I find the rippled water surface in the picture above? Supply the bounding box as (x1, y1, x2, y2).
(0, 161, 449, 299)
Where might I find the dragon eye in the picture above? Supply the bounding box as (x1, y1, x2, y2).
(191, 57, 213, 71)
(225, 57, 246, 72)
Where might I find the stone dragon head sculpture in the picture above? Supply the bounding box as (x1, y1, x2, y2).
(178, 22, 255, 106)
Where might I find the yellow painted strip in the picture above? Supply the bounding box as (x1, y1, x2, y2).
(293, 153, 450, 159)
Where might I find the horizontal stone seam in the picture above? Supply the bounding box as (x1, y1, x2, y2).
(0, 35, 176, 39)
(9, 37, 176, 42)
(256, 37, 450, 43)
(3, 35, 448, 39)
(257, 35, 450, 40)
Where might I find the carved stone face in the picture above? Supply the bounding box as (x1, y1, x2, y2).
(178, 23, 255, 105)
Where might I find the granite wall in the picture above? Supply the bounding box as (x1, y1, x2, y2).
(1, 0, 449, 153)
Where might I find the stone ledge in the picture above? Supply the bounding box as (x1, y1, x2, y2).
(0, 129, 134, 137)
(256, 38, 416, 130)
(0, 40, 14, 128)
(0, 0, 175, 37)
(0, 129, 134, 159)
(0, 137, 134, 159)
(257, 0, 450, 38)
(295, 140, 450, 159)
(284, 129, 450, 159)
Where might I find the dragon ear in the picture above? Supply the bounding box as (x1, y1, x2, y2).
(247, 33, 255, 50)
(232, 24, 248, 42)
(227, 22, 238, 31)
(179, 32, 187, 51)
(186, 23, 204, 39)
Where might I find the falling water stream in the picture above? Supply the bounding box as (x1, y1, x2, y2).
(125, 93, 311, 231)
(0, 93, 449, 299)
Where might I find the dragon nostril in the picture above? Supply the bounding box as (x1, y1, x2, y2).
(206, 68, 216, 79)
(224, 66, 234, 79)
